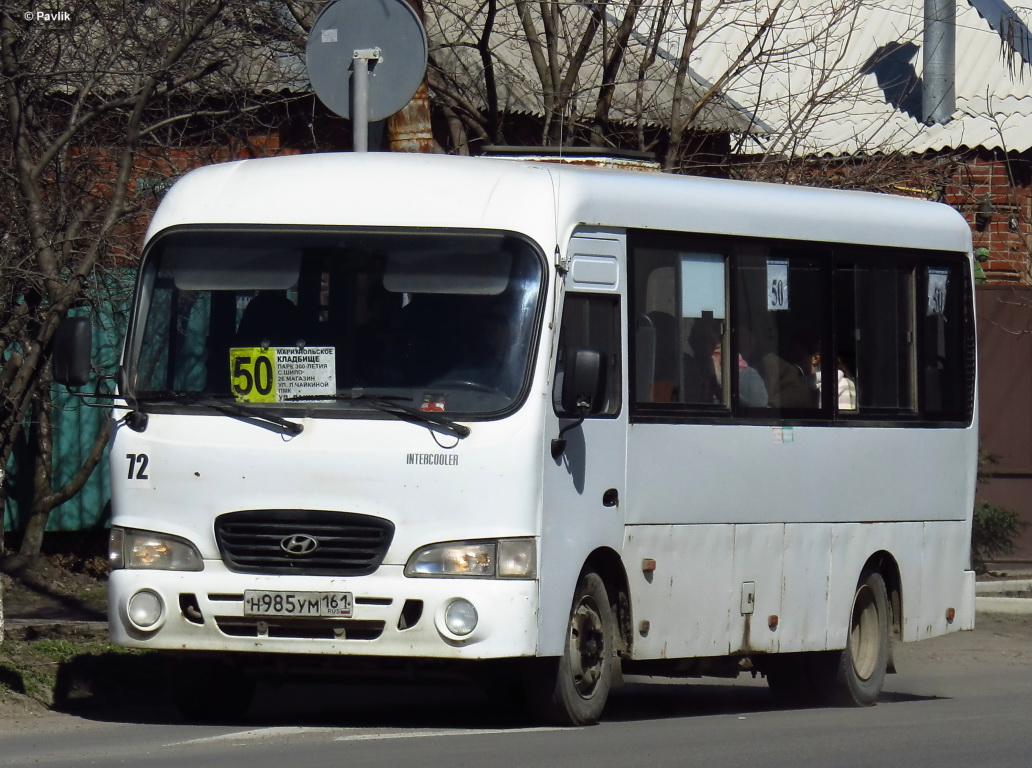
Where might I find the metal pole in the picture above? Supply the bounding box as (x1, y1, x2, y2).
(351, 48, 381, 153)
(923, 0, 956, 125)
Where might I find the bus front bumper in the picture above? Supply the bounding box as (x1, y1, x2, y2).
(108, 564, 539, 659)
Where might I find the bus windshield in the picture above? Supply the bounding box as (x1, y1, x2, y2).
(128, 228, 544, 417)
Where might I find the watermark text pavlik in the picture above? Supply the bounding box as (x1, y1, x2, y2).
(23, 10, 72, 22)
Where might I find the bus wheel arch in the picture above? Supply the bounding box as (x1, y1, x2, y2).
(864, 551, 902, 672)
(581, 547, 632, 661)
(524, 549, 629, 725)
(825, 558, 894, 706)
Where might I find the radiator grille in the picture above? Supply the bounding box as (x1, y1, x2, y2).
(214, 509, 394, 576)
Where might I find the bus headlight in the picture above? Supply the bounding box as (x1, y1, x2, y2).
(405, 538, 536, 578)
(110, 527, 203, 571)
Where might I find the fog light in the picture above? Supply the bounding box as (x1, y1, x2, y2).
(444, 599, 478, 636)
(128, 590, 164, 630)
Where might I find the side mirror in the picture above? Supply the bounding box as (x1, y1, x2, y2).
(552, 348, 606, 459)
(53, 316, 93, 387)
(560, 348, 605, 416)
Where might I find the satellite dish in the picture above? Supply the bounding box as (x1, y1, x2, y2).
(306, 0, 428, 122)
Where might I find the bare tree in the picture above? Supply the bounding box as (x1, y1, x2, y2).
(0, 1, 303, 569)
(421, 0, 879, 170)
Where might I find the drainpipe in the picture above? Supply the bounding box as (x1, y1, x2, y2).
(386, 81, 435, 153)
(923, 0, 956, 124)
(386, 0, 435, 152)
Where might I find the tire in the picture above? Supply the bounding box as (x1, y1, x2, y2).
(824, 570, 890, 706)
(525, 571, 615, 725)
(168, 657, 255, 723)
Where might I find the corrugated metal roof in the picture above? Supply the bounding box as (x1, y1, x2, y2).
(691, 0, 1032, 156)
(969, 0, 1032, 64)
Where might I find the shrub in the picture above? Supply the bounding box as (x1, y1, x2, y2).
(971, 447, 1029, 574)
(971, 500, 1028, 574)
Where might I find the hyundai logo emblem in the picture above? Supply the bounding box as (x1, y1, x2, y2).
(280, 534, 319, 555)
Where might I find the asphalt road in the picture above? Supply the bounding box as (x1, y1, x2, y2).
(2, 614, 1031, 768)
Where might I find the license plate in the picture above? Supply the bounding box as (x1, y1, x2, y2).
(243, 590, 353, 617)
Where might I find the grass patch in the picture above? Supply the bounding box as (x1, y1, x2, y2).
(1, 633, 157, 711)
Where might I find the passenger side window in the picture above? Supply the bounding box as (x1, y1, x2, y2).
(554, 293, 621, 416)
(733, 252, 827, 414)
(628, 228, 974, 426)
(922, 262, 973, 419)
(632, 244, 729, 408)
(836, 262, 913, 413)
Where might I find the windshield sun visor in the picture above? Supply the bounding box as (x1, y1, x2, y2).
(384, 250, 512, 295)
(166, 246, 302, 291)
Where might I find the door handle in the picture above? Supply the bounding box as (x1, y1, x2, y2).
(602, 488, 619, 507)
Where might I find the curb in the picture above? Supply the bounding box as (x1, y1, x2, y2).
(976, 579, 1032, 596)
(2, 619, 109, 642)
(976, 597, 1032, 615)
(976, 580, 1032, 614)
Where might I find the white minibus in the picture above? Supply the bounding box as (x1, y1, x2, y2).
(57, 152, 977, 724)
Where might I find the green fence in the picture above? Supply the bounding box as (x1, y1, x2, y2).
(3, 270, 133, 535)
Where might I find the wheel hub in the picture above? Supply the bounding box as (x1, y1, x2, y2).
(850, 584, 880, 681)
(569, 597, 605, 697)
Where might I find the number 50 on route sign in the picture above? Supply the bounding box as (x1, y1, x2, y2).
(230, 347, 277, 402)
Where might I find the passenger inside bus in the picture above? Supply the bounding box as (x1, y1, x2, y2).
(683, 317, 721, 403)
(795, 332, 858, 410)
(740, 325, 813, 409)
(684, 318, 767, 407)
(645, 310, 679, 401)
(235, 291, 304, 349)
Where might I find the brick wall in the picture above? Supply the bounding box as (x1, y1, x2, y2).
(945, 153, 1032, 283)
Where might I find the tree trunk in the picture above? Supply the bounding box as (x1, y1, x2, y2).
(1, 468, 6, 642)
(18, 394, 112, 559)
(18, 387, 52, 559)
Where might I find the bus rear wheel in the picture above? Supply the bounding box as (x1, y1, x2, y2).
(824, 570, 889, 706)
(525, 571, 614, 725)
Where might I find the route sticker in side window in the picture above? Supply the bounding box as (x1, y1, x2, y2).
(230, 347, 336, 403)
(926, 267, 949, 316)
(767, 258, 789, 311)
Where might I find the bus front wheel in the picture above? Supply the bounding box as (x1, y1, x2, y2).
(825, 570, 890, 706)
(525, 570, 614, 725)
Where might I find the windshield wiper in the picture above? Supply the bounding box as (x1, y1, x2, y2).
(134, 393, 303, 436)
(285, 390, 471, 439)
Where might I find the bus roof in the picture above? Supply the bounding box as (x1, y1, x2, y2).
(147, 153, 972, 255)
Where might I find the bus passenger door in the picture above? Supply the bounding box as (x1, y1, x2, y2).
(539, 232, 628, 658)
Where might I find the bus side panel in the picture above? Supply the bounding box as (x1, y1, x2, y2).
(826, 520, 971, 647)
(729, 524, 785, 654)
(826, 522, 925, 650)
(778, 523, 834, 653)
(916, 520, 974, 637)
(624, 519, 971, 661)
(625, 425, 971, 526)
(623, 524, 734, 659)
